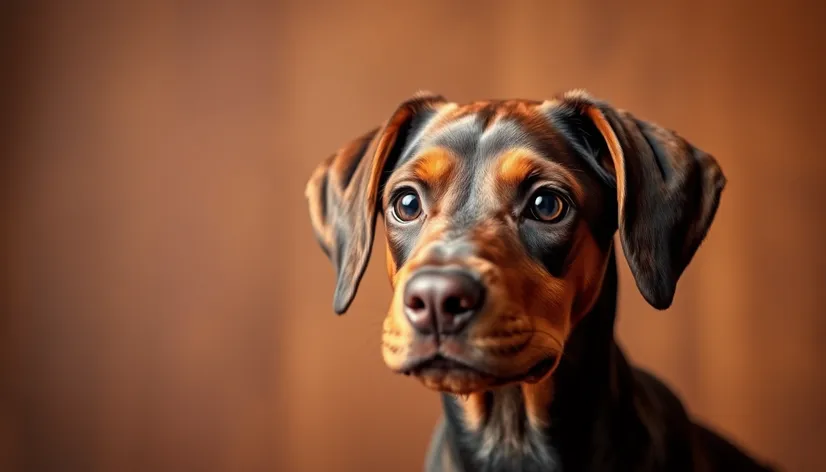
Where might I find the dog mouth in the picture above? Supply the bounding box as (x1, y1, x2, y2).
(399, 354, 496, 394)
(401, 354, 492, 378)
(398, 353, 559, 394)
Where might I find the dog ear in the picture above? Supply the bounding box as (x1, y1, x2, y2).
(305, 92, 447, 314)
(551, 90, 727, 310)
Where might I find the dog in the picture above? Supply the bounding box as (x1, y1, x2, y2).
(304, 90, 775, 471)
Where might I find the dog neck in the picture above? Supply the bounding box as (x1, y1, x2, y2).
(438, 249, 637, 472)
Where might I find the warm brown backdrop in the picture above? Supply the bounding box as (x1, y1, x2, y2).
(1, 1, 824, 471)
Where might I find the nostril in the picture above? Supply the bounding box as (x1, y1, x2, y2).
(403, 269, 485, 335)
(443, 295, 467, 315)
(403, 281, 435, 334)
(408, 296, 426, 311)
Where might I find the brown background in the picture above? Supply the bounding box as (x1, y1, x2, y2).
(1, 1, 825, 471)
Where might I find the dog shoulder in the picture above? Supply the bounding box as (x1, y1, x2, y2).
(630, 368, 696, 468)
(692, 419, 779, 471)
(631, 369, 777, 471)
(631, 368, 690, 424)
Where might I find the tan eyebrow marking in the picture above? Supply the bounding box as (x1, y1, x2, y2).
(411, 148, 456, 184)
(382, 147, 459, 209)
(494, 148, 584, 203)
(497, 150, 539, 186)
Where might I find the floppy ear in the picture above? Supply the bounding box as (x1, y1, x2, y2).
(305, 93, 447, 314)
(552, 90, 727, 310)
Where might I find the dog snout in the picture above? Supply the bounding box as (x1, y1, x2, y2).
(403, 268, 485, 335)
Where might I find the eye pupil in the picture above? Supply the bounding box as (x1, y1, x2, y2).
(528, 190, 566, 222)
(394, 191, 422, 222)
(534, 194, 557, 216)
(401, 194, 417, 211)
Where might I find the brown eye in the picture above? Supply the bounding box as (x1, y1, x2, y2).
(526, 189, 567, 222)
(392, 190, 422, 222)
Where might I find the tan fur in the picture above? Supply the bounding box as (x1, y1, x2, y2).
(568, 224, 613, 324)
(307, 90, 728, 454)
(584, 105, 627, 223)
(384, 147, 460, 217)
(411, 149, 456, 185)
(379, 147, 609, 425)
(492, 148, 585, 203)
(521, 375, 556, 428)
(455, 393, 488, 431)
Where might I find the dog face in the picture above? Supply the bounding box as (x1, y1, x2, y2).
(306, 90, 725, 396)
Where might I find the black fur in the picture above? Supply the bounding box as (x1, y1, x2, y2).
(428, 251, 775, 472)
(307, 93, 774, 472)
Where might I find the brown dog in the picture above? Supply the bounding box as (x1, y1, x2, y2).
(305, 90, 775, 471)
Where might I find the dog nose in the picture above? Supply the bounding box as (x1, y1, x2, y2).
(403, 269, 485, 335)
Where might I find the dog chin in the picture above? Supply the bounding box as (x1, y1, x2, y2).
(407, 356, 559, 395)
(414, 368, 497, 395)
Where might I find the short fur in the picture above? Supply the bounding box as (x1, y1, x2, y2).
(305, 90, 776, 471)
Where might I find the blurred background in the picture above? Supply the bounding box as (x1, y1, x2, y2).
(1, 1, 824, 471)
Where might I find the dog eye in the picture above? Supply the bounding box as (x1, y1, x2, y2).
(526, 189, 567, 223)
(392, 190, 422, 222)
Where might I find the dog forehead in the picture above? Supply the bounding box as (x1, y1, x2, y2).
(399, 100, 550, 167)
(390, 99, 611, 237)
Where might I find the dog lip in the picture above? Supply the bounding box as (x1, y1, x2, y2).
(399, 353, 491, 377)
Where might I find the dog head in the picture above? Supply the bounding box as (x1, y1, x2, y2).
(305, 90, 725, 395)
